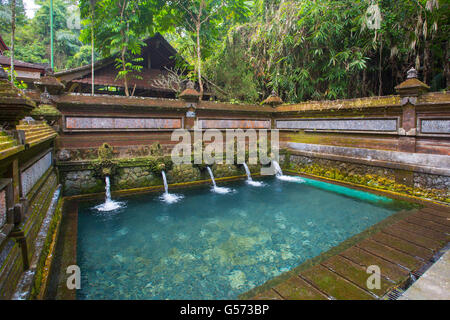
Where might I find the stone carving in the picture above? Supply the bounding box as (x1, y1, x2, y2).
(277, 118, 397, 132)
(65, 117, 182, 130)
(0, 190, 5, 227)
(186, 110, 196, 118)
(421, 119, 450, 134)
(199, 119, 271, 129)
(57, 149, 71, 161)
(21, 152, 53, 197)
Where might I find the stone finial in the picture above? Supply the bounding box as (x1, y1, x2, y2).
(44, 65, 54, 76)
(262, 90, 283, 107)
(395, 67, 429, 102)
(0, 67, 8, 80)
(407, 67, 418, 79)
(34, 75, 65, 95)
(0, 70, 36, 124)
(40, 87, 51, 104)
(186, 81, 195, 90)
(179, 80, 200, 102)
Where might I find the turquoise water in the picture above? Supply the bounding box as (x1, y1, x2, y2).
(77, 176, 411, 300)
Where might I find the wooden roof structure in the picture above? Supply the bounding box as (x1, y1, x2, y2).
(0, 34, 47, 85)
(0, 35, 8, 54)
(55, 33, 214, 99)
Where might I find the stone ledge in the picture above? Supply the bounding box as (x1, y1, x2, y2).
(287, 142, 450, 177)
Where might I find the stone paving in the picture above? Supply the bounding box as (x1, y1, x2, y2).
(399, 249, 449, 300)
(251, 206, 450, 300)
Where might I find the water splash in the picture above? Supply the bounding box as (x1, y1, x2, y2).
(95, 176, 124, 211)
(272, 161, 305, 183)
(242, 163, 265, 187)
(206, 166, 233, 194)
(160, 170, 184, 204)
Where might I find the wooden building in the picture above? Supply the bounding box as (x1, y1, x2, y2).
(0, 35, 47, 87)
(55, 33, 214, 99)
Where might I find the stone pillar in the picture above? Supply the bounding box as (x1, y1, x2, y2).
(395, 68, 429, 153)
(179, 81, 200, 130)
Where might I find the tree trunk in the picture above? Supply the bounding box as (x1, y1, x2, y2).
(423, 40, 430, 85)
(122, 47, 129, 96)
(196, 22, 203, 99)
(10, 0, 15, 84)
(120, 0, 129, 96)
(362, 68, 367, 97)
(91, 10, 95, 95)
(445, 40, 449, 89)
(378, 34, 383, 96)
(196, 1, 204, 99)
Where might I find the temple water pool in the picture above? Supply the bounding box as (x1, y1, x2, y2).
(76, 176, 413, 300)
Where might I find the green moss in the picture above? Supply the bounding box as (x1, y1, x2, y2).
(30, 195, 63, 299)
(30, 104, 61, 117)
(285, 160, 448, 203)
(98, 143, 114, 160)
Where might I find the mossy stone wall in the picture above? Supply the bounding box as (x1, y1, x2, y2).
(284, 153, 449, 203)
(60, 163, 260, 196)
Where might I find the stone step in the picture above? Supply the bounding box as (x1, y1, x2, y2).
(273, 276, 328, 300)
(25, 128, 55, 138)
(26, 131, 56, 143)
(321, 255, 393, 298)
(16, 124, 48, 130)
(394, 221, 450, 243)
(0, 141, 15, 150)
(0, 136, 12, 142)
(371, 231, 434, 261)
(356, 239, 423, 271)
(383, 225, 442, 251)
(300, 265, 375, 300)
(412, 211, 450, 227)
(340, 246, 409, 283)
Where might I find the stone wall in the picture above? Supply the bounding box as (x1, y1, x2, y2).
(60, 162, 261, 196)
(284, 153, 449, 203)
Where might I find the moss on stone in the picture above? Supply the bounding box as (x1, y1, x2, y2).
(30, 104, 61, 117)
(284, 157, 448, 203)
(30, 197, 63, 299)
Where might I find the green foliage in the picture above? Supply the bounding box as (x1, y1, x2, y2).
(205, 32, 260, 102)
(98, 142, 114, 160)
(2, 67, 27, 89)
(2, 0, 447, 102)
(205, 0, 449, 102)
(79, 0, 163, 95)
(1, 0, 87, 71)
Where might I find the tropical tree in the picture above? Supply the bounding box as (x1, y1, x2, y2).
(167, 0, 251, 97)
(80, 0, 162, 96)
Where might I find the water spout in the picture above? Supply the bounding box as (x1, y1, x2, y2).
(207, 166, 233, 194)
(272, 160, 283, 176)
(160, 170, 183, 204)
(95, 176, 124, 211)
(243, 163, 265, 187)
(272, 160, 305, 183)
(162, 170, 169, 194)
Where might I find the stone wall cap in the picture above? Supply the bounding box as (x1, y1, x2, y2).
(395, 78, 430, 91)
(262, 91, 283, 106)
(179, 88, 200, 101)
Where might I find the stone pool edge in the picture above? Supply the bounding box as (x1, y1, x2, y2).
(45, 172, 448, 300)
(240, 172, 449, 300)
(239, 208, 418, 300)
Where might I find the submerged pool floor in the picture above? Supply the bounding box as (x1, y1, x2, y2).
(77, 177, 410, 300)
